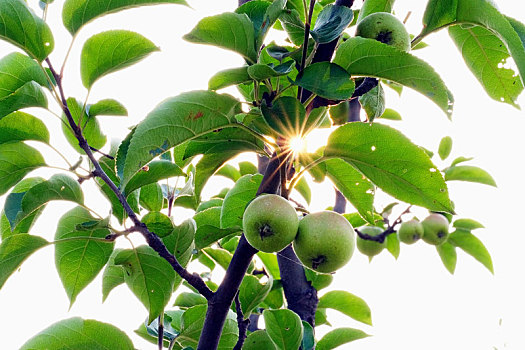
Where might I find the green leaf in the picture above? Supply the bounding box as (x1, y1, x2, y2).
(122, 91, 240, 185)
(324, 158, 375, 224)
(62, 97, 106, 153)
(448, 229, 494, 273)
(0, 234, 48, 290)
(444, 165, 496, 187)
(209, 66, 250, 90)
(261, 96, 317, 138)
(359, 84, 385, 122)
(0, 0, 54, 61)
(0, 81, 48, 120)
(142, 211, 173, 238)
(174, 292, 207, 308)
(62, 0, 188, 35)
(333, 37, 453, 118)
(177, 305, 238, 350)
(295, 62, 355, 100)
(102, 248, 126, 302)
(449, 25, 523, 107)
(386, 233, 400, 259)
(216, 164, 241, 182)
(453, 218, 484, 230)
(294, 175, 312, 205)
(257, 251, 281, 279)
(421, 0, 525, 88)
(436, 241, 457, 274)
(88, 98, 128, 117)
(162, 219, 195, 274)
(305, 268, 333, 290)
(438, 136, 453, 160)
(115, 245, 176, 323)
(139, 183, 164, 212)
(54, 207, 113, 306)
(20, 317, 134, 350)
(1, 178, 46, 240)
(357, 0, 395, 23)
(263, 309, 304, 350)
(311, 5, 354, 43)
(0, 142, 45, 196)
(507, 16, 525, 47)
(80, 30, 158, 89)
(279, 9, 305, 45)
(123, 160, 184, 195)
(202, 247, 234, 270)
(194, 206, 241, 250)
(301, 321, 315, 350)
(0, 111, 49, 144)
(316, 327, 370, 350)
(318, 290, 372, 325)
(325, 123, 453, 213)
(237, 0, 286, 49)
(183, 12, 258, 64)
(239, 275, 273, 315)
(239, 161, 259, 176)
(243, 330, 277, 350)
(220, 174, 263, 229)
(247, 61, 295, 81)
(378, 107, 402, 120)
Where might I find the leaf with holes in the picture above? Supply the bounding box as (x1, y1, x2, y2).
(81, 30, 158, 88)
(449, 25, 523, 107)
(115, 245, 176, 323)
(0, 0, 54, 61)
(54, 207, 113, 306)
(0, 234, 48, 290)
(325, 123, 454, 213)
(333, 37, 453, 118)
(20, 318, 134, 349)
(62, 0, 188, 35)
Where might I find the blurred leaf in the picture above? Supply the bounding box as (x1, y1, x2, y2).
(378, 108, 402, 121)
(316, 327, 370, 350)
(386, 233, 400, 259)
(453, 218, 484, 230)
(357, 0, 394, 23)
(294, 175, 312, 205)
(243, 330, 276, 350)
(438, 136, 453, 160)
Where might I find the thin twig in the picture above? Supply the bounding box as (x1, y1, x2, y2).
(233, 292, 250, 350)
(355, 205, 412, 243)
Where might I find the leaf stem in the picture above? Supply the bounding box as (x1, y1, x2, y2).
(287, 155, 333, 192)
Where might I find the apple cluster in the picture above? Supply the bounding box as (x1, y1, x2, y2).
(243, 194, 355, 274)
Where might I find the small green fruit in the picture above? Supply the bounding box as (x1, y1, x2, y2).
(243, 194, 299, 253)
(421, 214, 449, 245)
(397, 219, 424, 244)
(356, 12, 411, 52)
(356, 226, 385, 257)
(293, 211, 355, 274)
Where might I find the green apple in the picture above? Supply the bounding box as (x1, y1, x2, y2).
(397, 219, 424, 244)
(421, 213, 449, 245)
(293, 211, 355, 274)
(243, 194, 299, 253)
(356, 226, 385, 257)
(356, 12, 411, 52)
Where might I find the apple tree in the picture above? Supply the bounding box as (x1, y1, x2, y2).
(0, 0, 523, 349)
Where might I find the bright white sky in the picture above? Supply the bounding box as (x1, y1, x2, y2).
(1, 0, 525, 349)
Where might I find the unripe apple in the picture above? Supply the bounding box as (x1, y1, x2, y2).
(243, 194, 299, 253)
(356, 12, 411, 52)
(293, 211, 355, 274)
(356, 226, 385, 257)
(421, 213, 449, 245)
(397, 219, 424, 244)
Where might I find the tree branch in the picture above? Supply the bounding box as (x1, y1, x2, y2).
(233, 293, 250, 350)
(355, 206, 412, 243)
(197, 152, 282, 349)
(44, 58, 213, 300)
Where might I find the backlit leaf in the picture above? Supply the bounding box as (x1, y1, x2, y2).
(318, 290, 372, 325)
(0, 142, 45, 196)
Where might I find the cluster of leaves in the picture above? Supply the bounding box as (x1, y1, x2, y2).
(0, 0, 523, 349)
